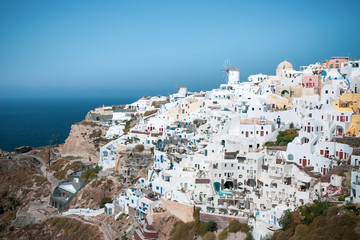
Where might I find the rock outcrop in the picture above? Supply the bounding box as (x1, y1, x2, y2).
(60, 121, 109, 163)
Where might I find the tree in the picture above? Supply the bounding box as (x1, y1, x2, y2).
(289, 122, 294, 129)
(278, 209, 292, 231)
(245, 232, 254, 240)
(206, 221, 217, 232)
(99, 197, 112, 208)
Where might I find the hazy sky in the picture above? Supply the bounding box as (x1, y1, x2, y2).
(0, 0, 359, 99)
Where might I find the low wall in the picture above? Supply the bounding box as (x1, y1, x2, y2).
(200, 212, 247, 224)
(160, 198, 194, 223)
(13, 212, 37, 226)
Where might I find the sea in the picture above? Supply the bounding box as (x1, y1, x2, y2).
(0, 97, 138, 152)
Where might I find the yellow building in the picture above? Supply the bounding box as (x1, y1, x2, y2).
(334, 94, 360, 136)
(266, 93, 292, 110)
(334, 93, 360, 114)
(346, 115, 360, 136)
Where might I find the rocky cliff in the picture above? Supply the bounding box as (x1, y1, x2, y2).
(60, 121, 109, 163)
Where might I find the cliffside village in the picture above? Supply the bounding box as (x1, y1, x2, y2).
(69, 57, 360, 239)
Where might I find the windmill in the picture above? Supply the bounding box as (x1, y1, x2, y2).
(221, 59, 232, 83)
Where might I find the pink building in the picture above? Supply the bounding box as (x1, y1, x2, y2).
(303, 75, 320, 88)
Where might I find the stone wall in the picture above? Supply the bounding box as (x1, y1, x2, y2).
(147, 212, 167, 225)
(333, 137, 360, 155)
(160, 198, 194, 223)
(85, 112, 113, 122)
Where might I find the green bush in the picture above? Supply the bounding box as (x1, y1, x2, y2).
(9, 226, 14, 231)
(99, 197, 112, 208)
(206, 221, 217, 232)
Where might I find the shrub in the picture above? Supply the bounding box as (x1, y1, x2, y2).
(9, 226, 14, 231)
(240, 223, 251, 233)
(89, 129, 102, 138)
(206, 221, 217, 232)
(99, 197, 112, 208)
(198, 222, 208, 236)
(7, 196, 21, 211)
(299, 200, 332, 225)
(276, 129, 298, 146)
(81, 166, 102, 182)
(228, 219, 241, 233)
(144, 110, 158, 116)
(203, 232, 216, 240)
(261, 233, 274, 240)
(218, 228, 228, 240)
(135, 144, 144, 152)
(289, 122, 294, 129)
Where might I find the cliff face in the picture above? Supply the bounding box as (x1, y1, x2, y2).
(60, 122, 109, 163)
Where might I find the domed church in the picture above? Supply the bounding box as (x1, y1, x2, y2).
(276, 61, 294, 76)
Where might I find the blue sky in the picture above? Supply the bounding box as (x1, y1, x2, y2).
(0, 0, 359, 99)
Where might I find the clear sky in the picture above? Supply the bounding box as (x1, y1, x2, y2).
(0, 0, 359, 99)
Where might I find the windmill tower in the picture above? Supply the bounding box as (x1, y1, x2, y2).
(228, 66, 240, 85)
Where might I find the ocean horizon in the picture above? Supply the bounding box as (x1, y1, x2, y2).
(0, 97, 138, 152)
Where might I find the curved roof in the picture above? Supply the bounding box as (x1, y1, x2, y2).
(277, 61, 294, 70)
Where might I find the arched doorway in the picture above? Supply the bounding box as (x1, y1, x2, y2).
(336, 126, 344, 136)
(281, 90, 290, 97)
(301, 137, 309, 144)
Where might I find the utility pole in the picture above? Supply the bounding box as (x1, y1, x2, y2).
(48, 138, 53, 167)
